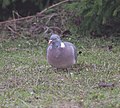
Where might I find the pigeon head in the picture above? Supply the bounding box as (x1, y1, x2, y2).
(48, 34, 63, 48)
(48, 34, 61, 44)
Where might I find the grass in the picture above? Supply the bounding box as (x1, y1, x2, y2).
(0, 35, 120, 108)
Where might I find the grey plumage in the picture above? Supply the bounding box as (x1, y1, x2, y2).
(47, 34, 77, 68)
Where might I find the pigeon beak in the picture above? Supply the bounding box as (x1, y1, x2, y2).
(48, 40, 52, 44)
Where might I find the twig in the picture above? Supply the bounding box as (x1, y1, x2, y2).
(46, 13, 58, 25)
(7, 26, 20, 36)
(43, 26, 62, 34)
(98, 82, 115, 88)
(49, 26, 62, 34)
(12, 11, 17, 31)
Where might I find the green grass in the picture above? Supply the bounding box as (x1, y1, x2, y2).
(0, 36, 120, 108)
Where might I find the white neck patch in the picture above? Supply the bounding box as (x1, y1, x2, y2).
(60, 42, 65, 48)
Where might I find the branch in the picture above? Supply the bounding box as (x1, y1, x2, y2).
(0, 0, 74, 25)
(37, 0, 73, 15)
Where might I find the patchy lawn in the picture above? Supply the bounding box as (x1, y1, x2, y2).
(0, 36, 120, 108)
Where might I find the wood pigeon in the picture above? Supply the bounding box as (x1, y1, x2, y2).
(47, 34, 77, 69)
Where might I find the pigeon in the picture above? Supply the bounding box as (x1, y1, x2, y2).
(47, 34, 77, 69)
